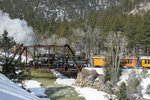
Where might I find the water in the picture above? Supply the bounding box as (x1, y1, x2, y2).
(30, 70, 85, 100)
(45, 84, 85, 100)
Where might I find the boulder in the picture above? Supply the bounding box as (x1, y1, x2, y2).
(75, 68, 106, 90)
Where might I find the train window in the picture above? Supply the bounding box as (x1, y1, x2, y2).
(145, 60, 147, 64)
(123, 60, 125, 63)
(120, 60, 122, 63)
(131, 60, 132, 64)
(126, 60, 128, 64)
(148, 60, 150, 64)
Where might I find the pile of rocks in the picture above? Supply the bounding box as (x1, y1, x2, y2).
(74, 68, 110, 92)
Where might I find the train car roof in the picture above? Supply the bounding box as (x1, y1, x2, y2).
(140, 56, 150, 59)
(120, 56, 137, 59)
(93, 56, 105, 59)
(120, 58, 137, 59)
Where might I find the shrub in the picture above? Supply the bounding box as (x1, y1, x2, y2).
(146, 84, 150, 94)
(127, 70, 140, 90)
(140, 68, 148, 78)
(116, 82, 129, 100)
(126, 70, 140, 99)
(104, 64, 111, 82)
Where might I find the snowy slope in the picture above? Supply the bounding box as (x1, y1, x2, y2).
(0, 73, 40, 100)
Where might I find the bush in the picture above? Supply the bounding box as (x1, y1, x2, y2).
(104, 63, 122, 84)
(116, 82, 129, 100)
(104, 64, 111, 82)
(2, 59, 30, 86)
(146, 84, 150, 94)
(126, 70, 140, 99)
(140, 68, 148, 78)
(127, 70, 140, 90)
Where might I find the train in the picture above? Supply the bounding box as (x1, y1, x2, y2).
(29, 54, 89, 70)
(93, 56, 150, 67)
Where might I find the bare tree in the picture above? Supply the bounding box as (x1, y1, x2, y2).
(105, 31, 128, 84)
(41, 34, 67, 45)
(71, 26, 102, 66)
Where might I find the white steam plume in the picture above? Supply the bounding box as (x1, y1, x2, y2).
(0, 10, 38, 46)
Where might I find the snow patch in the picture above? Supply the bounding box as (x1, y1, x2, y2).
(0, 73, 40, 100)
(24, 80, 48, 97)
(118, 69, 142, 85)
(75, 87, 110, 100)
(51, 69, 75, 86)
(85, 67, 104, 75)
(118, 68, 150, 99)
(129, 2, 150, 14)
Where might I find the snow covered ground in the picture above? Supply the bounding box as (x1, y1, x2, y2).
(85, 67, 104, 75)
(0, 73, 41, 100)
(52, 67, 150, 100)
(86, 67, 150, 99)
(118, 68, 150, 99)
(24, 80, 50, 100)
(0, 72, 50, 100)
(51, 69, 112, 100)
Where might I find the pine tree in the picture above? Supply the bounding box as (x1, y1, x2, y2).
(104, 64, 111, 82)
(0, 30, 29, 85)
(117, 82, 129, 100)
(0, 30, 16, 59)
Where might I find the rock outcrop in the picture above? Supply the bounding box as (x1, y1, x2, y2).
(74, 68, 109, 92)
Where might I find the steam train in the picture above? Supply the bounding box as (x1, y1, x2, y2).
(93, 56, 150, 67)
(29, 54, 89, 70)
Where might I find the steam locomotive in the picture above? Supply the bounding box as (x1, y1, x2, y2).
(29, 54, 89, 70)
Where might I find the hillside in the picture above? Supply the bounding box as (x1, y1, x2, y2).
(0, 0, 117, 21)
(129, 2, 150, 14)
(1, 0, 150, 57)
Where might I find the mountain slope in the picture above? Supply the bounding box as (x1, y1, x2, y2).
(0, 0, 119, 21)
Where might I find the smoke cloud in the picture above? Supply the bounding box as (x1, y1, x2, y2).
(0, 10, 38, 46)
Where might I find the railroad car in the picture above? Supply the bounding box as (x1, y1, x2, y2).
(93, 56, 105, 67)
(120, 56, 137, 67)
(93, 56, 137, 67)
(140, 56, 150, 67)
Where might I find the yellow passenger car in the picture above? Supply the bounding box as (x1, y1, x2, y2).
(93, 56, 105, 67)
(120, 56, 137, 67)
(140, 56, 150, 67)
